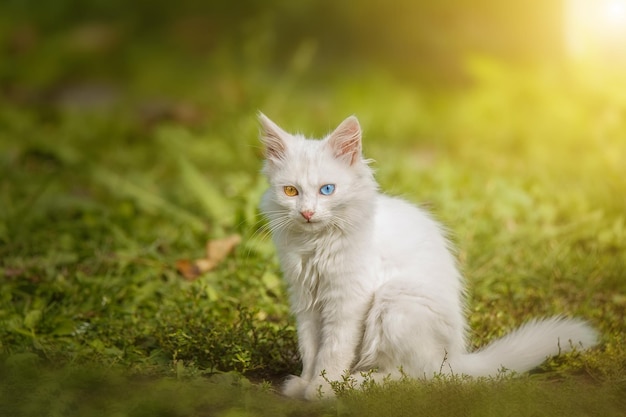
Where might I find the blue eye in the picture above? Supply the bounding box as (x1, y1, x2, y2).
(320, 184, 335, 195)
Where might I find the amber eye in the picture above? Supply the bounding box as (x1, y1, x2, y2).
(283, 186, 299, 197)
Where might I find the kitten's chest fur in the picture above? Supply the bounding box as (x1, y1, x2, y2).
(278, 228, 355, 284)
(276, 227, 375, 312)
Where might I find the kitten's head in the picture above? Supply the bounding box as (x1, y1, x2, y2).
(259, 113, 377, 234)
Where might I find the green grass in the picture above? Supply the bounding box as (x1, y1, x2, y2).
(1, 9, 626, 416)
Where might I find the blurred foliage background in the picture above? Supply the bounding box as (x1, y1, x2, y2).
(0, 0, 570, 87)
(2, 0, 625, 117)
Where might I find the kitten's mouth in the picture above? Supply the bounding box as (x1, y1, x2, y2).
(298, 217, 322, 228)
(296, 211, 326, 228)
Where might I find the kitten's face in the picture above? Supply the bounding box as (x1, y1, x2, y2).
(259, 114, 376, 234)
(263, 141, 362, 232)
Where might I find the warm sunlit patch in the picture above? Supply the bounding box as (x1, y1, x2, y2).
(565, 0, 626, 64)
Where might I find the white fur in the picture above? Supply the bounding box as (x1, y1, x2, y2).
(258, 113, 598, 400)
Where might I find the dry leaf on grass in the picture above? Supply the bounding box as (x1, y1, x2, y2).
(176, 234, 241, 281)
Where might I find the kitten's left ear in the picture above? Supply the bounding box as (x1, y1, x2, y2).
(327, 116, 362, 166)
(258, 112, 288, 162)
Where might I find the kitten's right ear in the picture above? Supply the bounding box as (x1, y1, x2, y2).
(258, 112, 288, 161)
(327, 115, 362, 166)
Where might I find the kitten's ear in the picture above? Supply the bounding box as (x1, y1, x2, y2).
(327, 116, 362, 165)
(258, 112, 288, 162)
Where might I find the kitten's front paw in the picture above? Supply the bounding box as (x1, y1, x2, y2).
(282, 375, 309, 399)
(304, 376, 335, 401)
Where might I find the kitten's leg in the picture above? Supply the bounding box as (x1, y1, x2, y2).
(282, 308, 320, 398)
(281, 375, 308, 399)
(297, 308, 321, 381)
(303, 300, 369, 400)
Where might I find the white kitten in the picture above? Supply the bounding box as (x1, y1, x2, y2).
(258, 113, 597, 400)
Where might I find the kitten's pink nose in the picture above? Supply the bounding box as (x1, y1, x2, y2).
(300, 210, 315, 221)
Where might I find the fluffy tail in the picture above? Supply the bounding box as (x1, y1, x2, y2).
(449, 316, 598, 377)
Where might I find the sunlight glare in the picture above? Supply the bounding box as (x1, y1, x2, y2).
(605, 0, 626, 23)
(565, 0, 626, 63)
